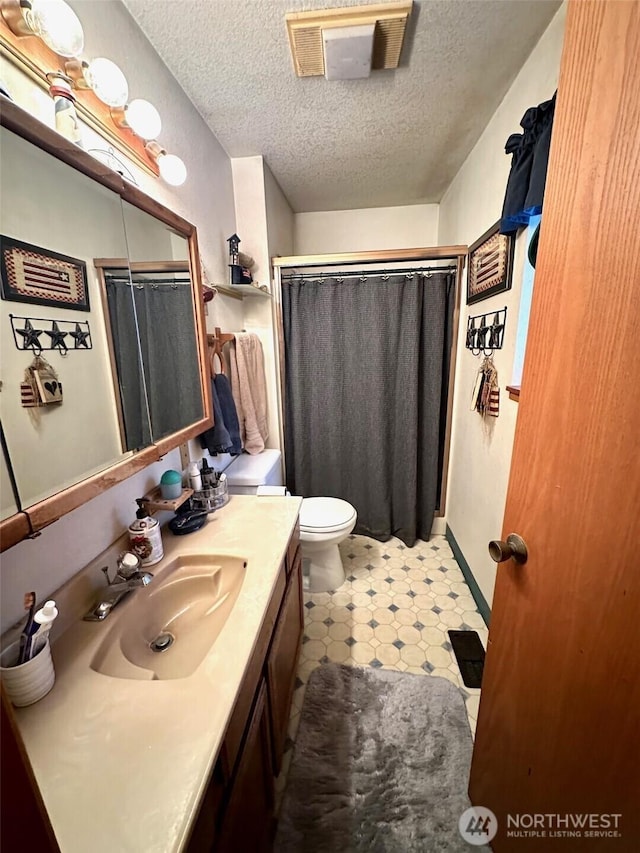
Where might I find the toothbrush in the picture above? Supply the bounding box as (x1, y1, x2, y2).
(17, 591, 36, 665)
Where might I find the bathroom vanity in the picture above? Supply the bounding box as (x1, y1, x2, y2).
(9, 496, 303, 852)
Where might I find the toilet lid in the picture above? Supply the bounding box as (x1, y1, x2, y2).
(300, 497, 357, 533)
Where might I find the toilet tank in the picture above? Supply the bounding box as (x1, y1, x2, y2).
(225, 449, 283, 495)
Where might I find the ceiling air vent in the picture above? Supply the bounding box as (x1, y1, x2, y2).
(286, 2, 412, 79)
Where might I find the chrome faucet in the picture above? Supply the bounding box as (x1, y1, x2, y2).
(107, 551, 154, 588)
(83, 552, 153, 621)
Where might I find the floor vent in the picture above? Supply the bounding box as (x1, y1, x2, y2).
(448, 630, 486, 689)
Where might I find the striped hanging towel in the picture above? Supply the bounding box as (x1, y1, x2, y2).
(488, 384, 500, 417)
(476, 356, 500, 419)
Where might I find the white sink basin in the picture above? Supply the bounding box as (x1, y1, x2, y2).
(90, 554, 247, 680)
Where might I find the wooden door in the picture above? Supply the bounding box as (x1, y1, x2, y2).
(469, 2, 640, 850)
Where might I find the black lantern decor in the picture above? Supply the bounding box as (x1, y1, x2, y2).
(227, 234, 253, 285)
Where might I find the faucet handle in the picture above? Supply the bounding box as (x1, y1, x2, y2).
(116, 551, 142, 580)
(101, 566, 113, 586)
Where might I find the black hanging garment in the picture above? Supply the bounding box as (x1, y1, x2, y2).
(500, 92, 556, 235)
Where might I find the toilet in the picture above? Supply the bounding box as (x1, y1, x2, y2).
(298, 497, 357, 593)
(218, 450, 357, 593)
(222, 449, 283, 494)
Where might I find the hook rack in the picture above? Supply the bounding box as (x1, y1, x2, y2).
(466, 306, 507, 355)
(206, 326, 235, 377)
(10, 314, 92, 354)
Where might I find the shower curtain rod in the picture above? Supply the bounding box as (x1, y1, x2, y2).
(105, 276, 191, 285)
(281, 265, 456, 281)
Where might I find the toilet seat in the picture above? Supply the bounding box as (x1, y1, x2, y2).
(300, 497, 357, 534)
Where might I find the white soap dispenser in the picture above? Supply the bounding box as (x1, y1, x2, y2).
(128, 499, 164, 567)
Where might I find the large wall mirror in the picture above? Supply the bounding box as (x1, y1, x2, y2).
(0, 101, 211, 550)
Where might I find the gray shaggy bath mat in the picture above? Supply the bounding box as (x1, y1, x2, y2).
(275, 663, 485, 853)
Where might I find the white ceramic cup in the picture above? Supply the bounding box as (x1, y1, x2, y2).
(0, 638, 55, 707)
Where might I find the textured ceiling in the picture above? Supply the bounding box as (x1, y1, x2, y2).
(123, 0, 560, 212)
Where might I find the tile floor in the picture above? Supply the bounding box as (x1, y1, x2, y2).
(275, 532, 488, 801)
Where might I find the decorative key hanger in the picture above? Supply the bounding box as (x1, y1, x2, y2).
(466, 306, 507, 356)
(10, 314, 92, 354)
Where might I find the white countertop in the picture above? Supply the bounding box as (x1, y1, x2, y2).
(12, 495, 301, 853)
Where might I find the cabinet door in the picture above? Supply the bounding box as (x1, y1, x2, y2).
(266, 549, 303, 775)
(185, 760, 225, 853)
(217, 679, 274, 853)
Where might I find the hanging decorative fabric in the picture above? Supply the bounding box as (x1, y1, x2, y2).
(20, 355, 63, 408)
(472, 356, 500, 419)
(500, 92, 556, 235)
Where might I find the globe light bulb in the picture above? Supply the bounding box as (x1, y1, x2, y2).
(85, 58, 128, 108)
(158, 153, 187, 187)
(125, 99, 162, 140)
(28, 0, 84, 58)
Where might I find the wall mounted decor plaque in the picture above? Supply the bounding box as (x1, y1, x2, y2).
(1, 235, 89, 311)
(467, 222, 514, 305)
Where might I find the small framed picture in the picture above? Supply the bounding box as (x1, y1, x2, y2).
(1, 235, 90, 311)
(467, 222, 514, 305)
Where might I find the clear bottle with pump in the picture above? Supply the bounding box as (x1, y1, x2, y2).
(128, 499, 164, 566)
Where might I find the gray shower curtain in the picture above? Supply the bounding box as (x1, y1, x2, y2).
(106, 277, 203, 450)
(283, 272, 454, 546)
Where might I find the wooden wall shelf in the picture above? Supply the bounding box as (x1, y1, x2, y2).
(141, 486, 193, 514)
(506, 385, 521, 402)
(216, 284, 271, 301)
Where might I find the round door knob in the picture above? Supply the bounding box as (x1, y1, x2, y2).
(488, 533, 528, 564)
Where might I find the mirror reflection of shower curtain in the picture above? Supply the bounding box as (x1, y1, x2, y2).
(283, 272, 454, 546)
(105, 276, 203, 450)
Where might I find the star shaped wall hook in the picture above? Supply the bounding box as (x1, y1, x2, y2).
(16, 319, 43, 351)
(70, 323, 91, 349)
(45, 320, 68, 352)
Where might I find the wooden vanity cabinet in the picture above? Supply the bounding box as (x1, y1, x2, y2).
(186, 524, 303, 853)
(266, 544, 303, 775)
(216, 679, 274, 853)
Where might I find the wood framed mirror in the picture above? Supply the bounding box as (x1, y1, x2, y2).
(0, 98, 212, 551)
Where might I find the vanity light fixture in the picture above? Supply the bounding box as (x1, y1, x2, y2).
(1, 0, 186, 184)
(1, 0, 84, 57)
(66, 57, 129, 108)
(145, 142, 187, 187)
(112, 98, 162, 141)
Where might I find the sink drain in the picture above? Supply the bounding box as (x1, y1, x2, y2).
(150, 632, 174, 653)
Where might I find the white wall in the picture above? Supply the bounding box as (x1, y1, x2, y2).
(263, 160, 294, 454)
(438, 4, 567, 608)
(231, 156, 294, 453)
(265, 162, 295, 261)
(294, 204, 439, 255)
(0, 0, 240, 632)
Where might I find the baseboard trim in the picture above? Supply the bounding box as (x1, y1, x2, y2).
(445, 525, 491, 627)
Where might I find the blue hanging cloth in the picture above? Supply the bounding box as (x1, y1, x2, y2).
(500, 92, 556, 235)
(199, 374, 242, 456)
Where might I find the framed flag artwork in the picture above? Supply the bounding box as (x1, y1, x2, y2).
(466, 221, 514, 306)
(1, 235, 90, 311)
